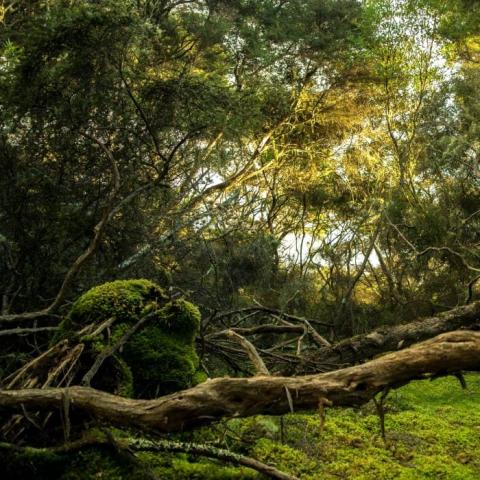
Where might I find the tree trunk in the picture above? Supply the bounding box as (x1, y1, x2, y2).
(300, 300, 480, 372)
(1, 330, 479, 434)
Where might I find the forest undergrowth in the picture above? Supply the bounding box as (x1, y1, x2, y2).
(160, 374, 480, 480)
(6, 375, 479, 480)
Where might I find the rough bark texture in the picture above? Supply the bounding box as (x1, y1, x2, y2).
(1, 330, 479, 434)
(301, 300, 480, 371)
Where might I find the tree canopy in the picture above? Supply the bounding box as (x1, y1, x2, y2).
(1, 0, 480, 478)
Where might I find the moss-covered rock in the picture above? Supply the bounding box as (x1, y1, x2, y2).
(122, 300, 201, 397)
(68, 279, 167, 328)
(60, 279, 202, 398)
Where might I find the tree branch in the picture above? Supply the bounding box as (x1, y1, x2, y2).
(300, 299, 480, 371)
(81, 312, 156, 386)
(209, 306, 332, 328)
(224, 330, 270, 375)
(0, 134, 121, 324)
(1, 331, 480, 434)
(0, 436, 299, 480)
(0, 326, 59, 338)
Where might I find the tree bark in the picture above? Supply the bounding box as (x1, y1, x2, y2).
(1, 330, 479, 434)
(300, 300, 480, 372)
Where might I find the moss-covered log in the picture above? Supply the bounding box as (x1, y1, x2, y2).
(0, 436, 299, 480)
(1, 330, 480, 434)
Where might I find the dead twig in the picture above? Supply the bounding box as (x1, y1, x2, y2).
(225, 330, 270, 376)
(81, 312, 156, 387)
(373, 388, 390, 444)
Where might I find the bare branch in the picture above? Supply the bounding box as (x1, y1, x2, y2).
(207, 324, 305, 338)
(0, 326, 59, 338)
(225, 330, 270, 376)
(0, 134, 120, 324)
(2, 331, 480, 434)
(209, 306, 332, 328)
(82, 312, 156, 386)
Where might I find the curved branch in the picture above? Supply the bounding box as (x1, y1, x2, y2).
(466, 274, 480, 304)
(0, 135, 121, 324)
(224, 330, 270, 375)
(416, 246, 480, 272)
(1, 331, 480, 434)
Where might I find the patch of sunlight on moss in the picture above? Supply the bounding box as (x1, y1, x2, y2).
(58, 279, 203, 397)
(221, 374, 480, 480)
(6, 374, 480, 479)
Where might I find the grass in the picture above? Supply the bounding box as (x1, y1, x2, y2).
(150, 373, 480, 479)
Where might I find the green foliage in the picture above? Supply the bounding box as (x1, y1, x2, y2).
(224, 233, 280, 290)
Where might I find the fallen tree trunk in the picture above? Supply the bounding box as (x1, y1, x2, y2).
(1, 330, 479, 434)
(301, 300, 480, 372)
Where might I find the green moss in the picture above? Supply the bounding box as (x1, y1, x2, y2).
(149, 455, 259, 479)
(54, 279, 167, 343)
(2, 445, 257, 480)
(68, 279, 167, 328)
(0, 447, 65, 480)
(112, 355, 134, 397)
(155, 299, 202, 341)
(123, 325, 200, 396)
(61, 279, 202, 398)
(0, 443, 141, 480)
(60, 448, 129, 480)
(192, 370, 208, 385)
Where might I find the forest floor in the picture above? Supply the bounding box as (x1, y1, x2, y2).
(149, 374, 480, 480)
(10, 374, 480, 479)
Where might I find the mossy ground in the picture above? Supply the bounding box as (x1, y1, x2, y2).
(4, 375, 480, 479)
(151, 374, 480, 479)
